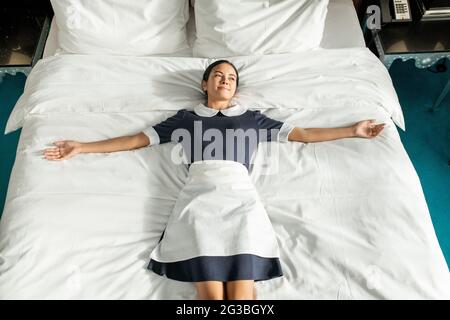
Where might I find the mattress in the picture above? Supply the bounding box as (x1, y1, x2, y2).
(1, 47, 449, 299)
(42, 0, 366, 58)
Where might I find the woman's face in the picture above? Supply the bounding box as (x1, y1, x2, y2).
(202, 63, 237, 103)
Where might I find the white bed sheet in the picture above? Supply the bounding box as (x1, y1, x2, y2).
(42, 0, 365, 59)
(1, 48, 449, 299)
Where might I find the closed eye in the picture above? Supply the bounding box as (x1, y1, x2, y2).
(213, 72, 236, 83)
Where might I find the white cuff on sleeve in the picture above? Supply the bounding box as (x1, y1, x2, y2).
(142, 127, 160, 146)
(278, 123, 295, 143)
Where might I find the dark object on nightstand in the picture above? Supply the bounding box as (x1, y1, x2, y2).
(0, 6, 52, 76)
(416, 0, 450, 20)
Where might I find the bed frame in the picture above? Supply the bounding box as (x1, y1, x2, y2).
(352, 0, 367, 21)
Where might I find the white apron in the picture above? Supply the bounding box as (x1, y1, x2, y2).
(148, 160, 282, 282)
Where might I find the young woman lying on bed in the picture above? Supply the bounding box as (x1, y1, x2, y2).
(43, 60, 385, 300)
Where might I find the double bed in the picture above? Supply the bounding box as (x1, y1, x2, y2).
(1, 0, 449, 299)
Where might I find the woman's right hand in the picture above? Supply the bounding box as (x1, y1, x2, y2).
(43, 140, 82, 161)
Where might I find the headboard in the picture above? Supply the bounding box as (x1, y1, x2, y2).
(352, 0, 367, 21)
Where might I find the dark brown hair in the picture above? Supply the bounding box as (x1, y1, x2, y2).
(202, 60, 240, 93)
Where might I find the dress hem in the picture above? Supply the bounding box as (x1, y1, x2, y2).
(148, 253, 283, 283)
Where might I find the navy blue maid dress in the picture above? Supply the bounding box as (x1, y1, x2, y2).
(142, 103, 295, 282)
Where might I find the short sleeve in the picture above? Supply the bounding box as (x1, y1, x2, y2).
(142, 110, 185, 146)
(253, 110, 295, 142)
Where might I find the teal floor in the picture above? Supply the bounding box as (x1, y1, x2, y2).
(389, 59, 450, 265)
(0, 61, 449, 265)
(0, 73, 25, 215)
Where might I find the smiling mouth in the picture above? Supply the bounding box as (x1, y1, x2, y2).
(218, 87, 229, 90)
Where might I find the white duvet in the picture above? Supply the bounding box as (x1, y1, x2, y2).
(1, 48, 449, 299)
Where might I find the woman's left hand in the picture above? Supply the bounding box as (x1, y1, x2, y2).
(353, 120, 385, 139)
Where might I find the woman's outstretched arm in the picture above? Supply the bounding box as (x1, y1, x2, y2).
(288, 119, 385, 143)
(43, 132, 150, 161)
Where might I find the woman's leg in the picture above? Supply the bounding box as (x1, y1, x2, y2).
(226, 280, 255, 300)
(195, 281, 225, 300)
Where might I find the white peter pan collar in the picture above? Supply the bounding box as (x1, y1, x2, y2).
(194, 103, 247, 117)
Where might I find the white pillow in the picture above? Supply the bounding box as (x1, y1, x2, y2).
(50, 0, 190, 56)
(193, 0, 329, 58)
